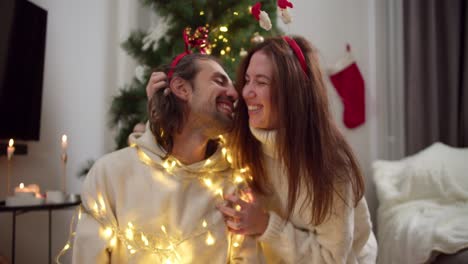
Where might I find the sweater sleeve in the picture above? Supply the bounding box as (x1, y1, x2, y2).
(257, 183, 364, 264)
(230, 235, 265, 263)
(72, 160, 117, 264)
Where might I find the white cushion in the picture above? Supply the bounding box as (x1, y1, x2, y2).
(373, 142, 468, 205)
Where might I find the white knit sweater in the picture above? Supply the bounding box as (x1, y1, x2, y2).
(250, 127, 378, 264)
(72, 127, 262, 263)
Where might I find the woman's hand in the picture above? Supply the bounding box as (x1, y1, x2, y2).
(216, 189, 269, 236)
(146, 72, 168, 99)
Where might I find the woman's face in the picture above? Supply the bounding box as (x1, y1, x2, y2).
(242, 51, 279, 130)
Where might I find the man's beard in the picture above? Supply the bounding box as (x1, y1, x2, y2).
(192, 109, 234, 138)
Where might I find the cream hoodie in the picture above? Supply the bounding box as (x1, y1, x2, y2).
(250, 127, 378, 264)
(72, 127, 262, 263)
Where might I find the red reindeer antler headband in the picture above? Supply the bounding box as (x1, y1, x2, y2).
(167, 26, 210, 79)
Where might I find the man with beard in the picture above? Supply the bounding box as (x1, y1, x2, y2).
(73, 54, 262, 263)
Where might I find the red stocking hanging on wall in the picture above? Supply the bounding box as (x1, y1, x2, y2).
(328, 44, 366, 129)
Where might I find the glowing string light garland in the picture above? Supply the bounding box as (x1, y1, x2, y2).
(57, 141, 251, 263)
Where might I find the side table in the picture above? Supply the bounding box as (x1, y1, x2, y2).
(0, 196, 81, 264)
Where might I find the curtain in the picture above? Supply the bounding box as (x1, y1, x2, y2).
(403, 0, 468, 155)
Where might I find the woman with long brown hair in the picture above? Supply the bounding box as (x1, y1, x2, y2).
(216, 36, 377, 263)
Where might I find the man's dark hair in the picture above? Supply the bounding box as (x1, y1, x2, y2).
(148, 53, 219, 158)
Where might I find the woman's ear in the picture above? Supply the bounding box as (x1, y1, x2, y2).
(169, 77, 192, 101)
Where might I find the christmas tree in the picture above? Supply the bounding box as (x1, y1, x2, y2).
(109, 0, 280, 150)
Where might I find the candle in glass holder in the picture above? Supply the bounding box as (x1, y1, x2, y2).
(14, 183, 35, 197)
(6, 182, 44, 206)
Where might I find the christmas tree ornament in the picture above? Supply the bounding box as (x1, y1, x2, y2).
(142, 16, 170, 51)
(250, 32, 264, 44)
(328, 44, 366, 129)
(277, 0, 293, 24)
(251, 2, 272, 31)
(135, 65, 148, 83)
(239, 48, 248, 57)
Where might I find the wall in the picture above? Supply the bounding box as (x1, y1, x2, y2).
(0, 0, 118, 263)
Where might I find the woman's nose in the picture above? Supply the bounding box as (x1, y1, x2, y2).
(242, 84, 255, 99)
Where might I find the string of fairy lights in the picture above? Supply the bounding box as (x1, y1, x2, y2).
(56, 135, 252, 263)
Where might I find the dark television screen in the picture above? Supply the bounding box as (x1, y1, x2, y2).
(0, 0, 47, 140)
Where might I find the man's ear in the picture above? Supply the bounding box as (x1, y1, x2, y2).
(169, 76, 192, 101)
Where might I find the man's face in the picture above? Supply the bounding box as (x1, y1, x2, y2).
(188, 59, 238, 136)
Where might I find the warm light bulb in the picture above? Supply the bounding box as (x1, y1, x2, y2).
(63, 243, 70, 250)
(215, 188, 223, 198)
(19, 183, 24, 189)
(203, 178, 213, 187)
(234, 175, 244, 183)
(205, 232, 215, 245)
(233, 11, 239, 15)
(202, 220, 208, 228)
(110, 236, 117, 247)
(141, 234, 149, 246)
(125, 228, 134, 241)
(199, 11, 204, 16)
(235, 205, 242, 212)
(220, 50, 226, 55)
(8, 139, 14, 147)
(98, 194, 106, 211)
(103, 227, 113, 238)
(220, 26, 228, 32)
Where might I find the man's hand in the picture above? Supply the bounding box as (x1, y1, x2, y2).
(217, 189, 269, 236)
(146, 72, 168, 99)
